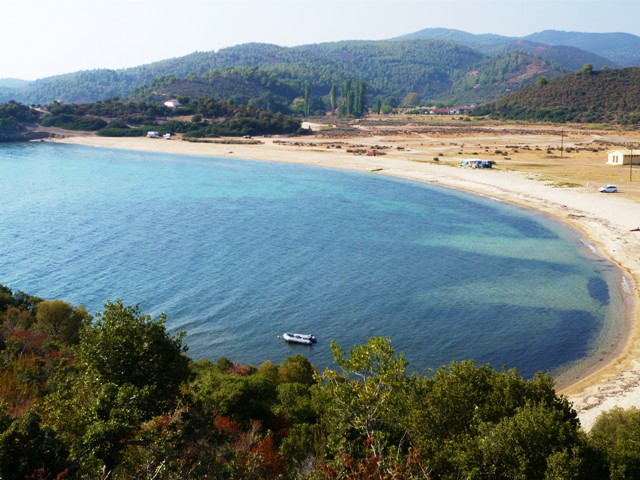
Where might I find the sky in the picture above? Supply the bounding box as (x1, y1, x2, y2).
(3, 0, 640, 80)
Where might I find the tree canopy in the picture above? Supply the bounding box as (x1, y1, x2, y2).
(0, 285, 638, 478)
(78, 300, 190, 409)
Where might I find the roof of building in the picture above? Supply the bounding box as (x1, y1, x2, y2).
(608, 149, 640, 155)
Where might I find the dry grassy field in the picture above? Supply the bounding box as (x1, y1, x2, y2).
(305, 115, 640, 202)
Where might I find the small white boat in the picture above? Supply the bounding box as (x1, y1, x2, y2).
(283, 332, 317, 345)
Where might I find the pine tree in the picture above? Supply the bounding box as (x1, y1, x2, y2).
(341, 79, 352, 116)
(303, 84, 310, 117)
(354, 81, 367, 116)
(329, 83, 336, 116)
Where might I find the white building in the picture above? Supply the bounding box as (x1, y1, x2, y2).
(607, 149, 640, 165)
(164, 99, 181, 108)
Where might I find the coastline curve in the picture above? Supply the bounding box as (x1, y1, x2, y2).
(51, 133, 640, 430)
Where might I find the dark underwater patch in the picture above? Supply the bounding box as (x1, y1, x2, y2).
(588, 276, 610, 306)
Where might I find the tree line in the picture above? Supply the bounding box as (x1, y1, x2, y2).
(0, 98, 304, 139)
(0, 87, 374, 143)
(1, 283, 639, 479)
(0, 100, 49, 141)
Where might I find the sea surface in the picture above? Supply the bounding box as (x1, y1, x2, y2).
(0, 142, 626, 383)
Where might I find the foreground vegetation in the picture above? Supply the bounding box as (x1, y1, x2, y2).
(1, 284, 640, 479)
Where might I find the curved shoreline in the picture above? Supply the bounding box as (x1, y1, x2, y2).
(51, 133, 640, 431)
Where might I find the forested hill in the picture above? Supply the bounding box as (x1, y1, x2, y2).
(395, 27, 512, 49)
(395, 28, 639, 67)
(524, 30, 640, 67)
(179, 39, 483, 99)
(473, 66, 640, 124)
(0, 38, 593, 106)
(4, 28, 639, 107)
(4, 40, 482, 105)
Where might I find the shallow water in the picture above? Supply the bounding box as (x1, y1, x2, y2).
(0, 143, 625, 380)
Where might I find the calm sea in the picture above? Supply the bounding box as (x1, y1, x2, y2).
(0, 143, 626, 383)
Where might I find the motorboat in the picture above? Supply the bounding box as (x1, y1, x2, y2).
(283, 332, 317, 345)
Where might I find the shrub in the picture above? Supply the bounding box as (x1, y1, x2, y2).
(41, 114, 107, 131)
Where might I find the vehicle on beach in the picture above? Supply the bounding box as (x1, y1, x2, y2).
(460, 159, 494, 168)
(599, 185, 618, 193)
(283, 332, 317, 345)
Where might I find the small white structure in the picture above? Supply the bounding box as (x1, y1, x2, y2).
(607, 149, 640, 165)
(164, 99, 181, 108)
(147, 131, 160, 138)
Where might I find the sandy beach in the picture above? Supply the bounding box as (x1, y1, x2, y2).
(52, 120, 640, 431)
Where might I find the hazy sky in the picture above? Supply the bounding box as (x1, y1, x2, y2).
(3, 0, 640, 80)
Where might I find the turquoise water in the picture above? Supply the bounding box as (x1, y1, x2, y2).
(0, 143, 625, 381)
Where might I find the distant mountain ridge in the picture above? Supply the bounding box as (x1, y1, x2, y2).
(1, 28, 639, 107)
(396, 28, 626, 67)
(0, 79, 30, 89)
(524, 30, 640, 66)
(394, 27, 512, 48)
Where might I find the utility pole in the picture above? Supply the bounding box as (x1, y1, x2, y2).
(560, 129, 564, 158)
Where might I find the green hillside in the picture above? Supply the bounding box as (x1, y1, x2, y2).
(0, 38, 591, 107)
(2, 29, 639, 108)
(6, 40, 485, 105)
(165, 39, 483, 100)
(132, 68, 304, 112)
(446, 51, 570, 104)
(394, 27, 513, 48)
(0, 100, 48, 141)
(395, 28, 619, 68)
(473, 66, 640, 124)
(485, 40, 617, 70)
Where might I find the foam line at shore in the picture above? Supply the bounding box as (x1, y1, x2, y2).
(579, 237, 597, 254)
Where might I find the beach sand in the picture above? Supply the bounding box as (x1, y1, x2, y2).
(52, 121, 640, 431)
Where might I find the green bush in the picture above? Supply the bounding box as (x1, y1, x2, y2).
(41, 114, 107, 131)
(96, 126, 145, 137)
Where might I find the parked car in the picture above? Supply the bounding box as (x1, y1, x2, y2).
(599, 185, 618, 193)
